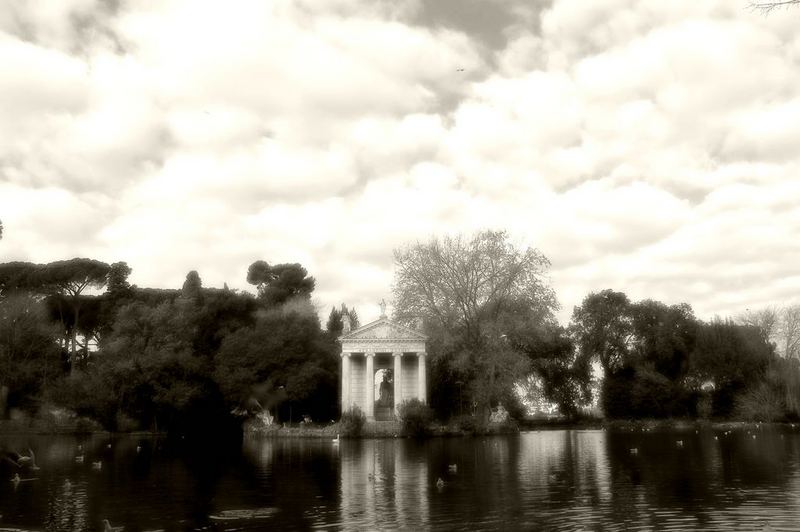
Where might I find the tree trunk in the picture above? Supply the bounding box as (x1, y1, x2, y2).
(70, 304, 80, 375)
(0, 385, 8, 420)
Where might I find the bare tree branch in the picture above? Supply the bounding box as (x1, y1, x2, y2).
(749, 1, 800, 13)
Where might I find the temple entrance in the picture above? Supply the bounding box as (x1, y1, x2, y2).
(374, 368, 394, 421)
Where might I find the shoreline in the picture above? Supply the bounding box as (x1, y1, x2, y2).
(3, 418, 797, 438)
(240, 417, 800, 439)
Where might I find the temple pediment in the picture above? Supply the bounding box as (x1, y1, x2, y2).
(340, 318, 427, 342)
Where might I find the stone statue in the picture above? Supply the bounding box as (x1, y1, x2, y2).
(379, 299, 387, 318)
(379, 372, 393, 406)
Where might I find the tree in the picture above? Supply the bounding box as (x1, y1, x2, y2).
(777, 305, 800, 359)
(393, 230, 558, 420)
(214, 301, 338, 422)
(571, 291, 699, 418)
(247, 261, 315, 306)
(0, 262, 37, 298)
(0, 295, 61, 417)
(571, 290, 634, 373)
(107, 262, 133, 298)
(629, 300, 697, 381)
(750, 1, 800, 12)
(689, 319, 775, 417)
(739, 305, 800, 359)
(326, 303, 360, 336)
(246, 260, 272, 288)
(182, 270, 202, 299)
(45, 259, 110, 367)
(519, 323, 591, 418)
(7, 259, 112, 369)
(88, 298, 220, 431)
(191, 289, 258, 358)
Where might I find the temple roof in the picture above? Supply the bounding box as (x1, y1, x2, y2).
(340, 316, 427, 342)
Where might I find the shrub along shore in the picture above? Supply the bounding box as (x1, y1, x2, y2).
(240, 417, 799, 439)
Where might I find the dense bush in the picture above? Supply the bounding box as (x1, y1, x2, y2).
(735, 383, 785, 421)
(340, 406, 366, 437)
(452, 414, 485, 434)
(398, 399, 434, 437)
(697, 393, 713, 419)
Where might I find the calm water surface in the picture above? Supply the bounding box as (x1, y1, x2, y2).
(2, 427, 800, 531)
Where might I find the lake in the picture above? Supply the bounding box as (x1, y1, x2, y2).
(1, 427, 799, 531)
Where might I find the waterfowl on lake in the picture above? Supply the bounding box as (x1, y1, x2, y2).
(676, 440, 684, 447)
(448, 464, 458, 473)
(16, 448, 39, 470)
(436, 477, 445, 489)
(332, 434, 340, 445)
(103, 518, 124, 531)
(3, 449, 39, 471)
(629, 448, 638, 455)
(92, 461, 103, 470)
(75, 455, 85, 464)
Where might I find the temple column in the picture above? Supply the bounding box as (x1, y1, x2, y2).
(417, 352, 427, 403)
(365, 352, 375, 421)
(393, 352, 403, 417)
(341, 352, 351, 412)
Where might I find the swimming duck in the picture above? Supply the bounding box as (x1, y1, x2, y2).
(448, 464, 458, 473)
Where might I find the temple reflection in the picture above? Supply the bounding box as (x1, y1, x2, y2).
(340, 439, 429, 530)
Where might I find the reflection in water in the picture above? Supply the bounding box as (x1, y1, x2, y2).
(2, 428, 800, 530)
(338, 440, 429, 530)
(45, 478, 88, 532)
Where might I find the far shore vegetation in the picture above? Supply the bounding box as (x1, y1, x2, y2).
(1, 226, 799, 438)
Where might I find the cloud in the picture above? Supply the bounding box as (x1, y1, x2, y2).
(2, 0, 800, 327)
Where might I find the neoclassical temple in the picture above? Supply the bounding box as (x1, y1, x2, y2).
(339, 302, 427, 421)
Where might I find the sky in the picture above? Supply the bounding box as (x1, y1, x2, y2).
(1, 0, 799, 324)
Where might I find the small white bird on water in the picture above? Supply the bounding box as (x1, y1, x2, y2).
(332, 434, 340, 445)
(448, 464, 458, 473)
(629, 448, 638, 455)
(92, 461, 103, 470)
(75, 455, 84, 464)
